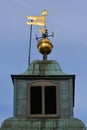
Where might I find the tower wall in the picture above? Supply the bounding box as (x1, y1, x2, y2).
(12, 75, 74, 118)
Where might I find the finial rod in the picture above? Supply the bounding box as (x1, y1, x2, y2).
(43, 53, 47, 60)
(28, 20, 32, 66)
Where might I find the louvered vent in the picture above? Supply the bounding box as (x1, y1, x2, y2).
(27, 81, 59, 117)
(30, 86, 42, 114)
(45, 86, 56, 114)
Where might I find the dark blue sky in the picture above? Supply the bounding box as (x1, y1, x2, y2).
(0, 0, 87, 127)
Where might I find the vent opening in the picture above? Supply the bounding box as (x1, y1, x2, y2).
(45, 86, 56, 114)
(30, 86, 42, 114)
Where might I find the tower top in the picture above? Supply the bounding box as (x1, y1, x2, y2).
(27, 10, 54, 61)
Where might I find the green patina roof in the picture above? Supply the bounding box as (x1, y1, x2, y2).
(22, 60, 65, 75)
(1, 118, 86, 129)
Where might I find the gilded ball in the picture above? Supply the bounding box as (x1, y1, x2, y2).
(37, 38, 53, 55)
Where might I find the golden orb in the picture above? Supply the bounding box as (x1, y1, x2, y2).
(37, 38, 53, 55)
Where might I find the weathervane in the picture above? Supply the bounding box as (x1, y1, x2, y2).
(27, 10, 54, 65)
(27, 10, 48, 26)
